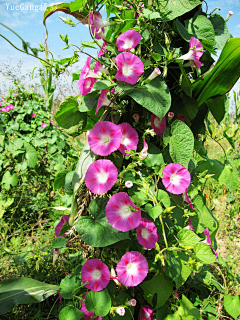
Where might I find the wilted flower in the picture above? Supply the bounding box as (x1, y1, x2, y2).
(178, 37, 203, 69)
(116, 30, 141, 51)
(116, 251, 148, 287)
(139, 138, 148, 160)
(177, 115, 185, 123)
(53, 248, 59, 265)
(162, 163, 191, 195)
(116, 307, 125, 316)
(139, 305, 153, 320)
(78, 57, 98, 96)
(110, 265, 121, 287)
(125, 180, 133, 188)
(151, 114, 166, 135)
(203, 228, 218, 259)
(90, 12, 111, 39)
(174, 292, 180, 299)
(106, 192, 141, 232)
(55, 215, 70, 237)
(183, 191, 194, 210)
(81, 259, 110, 292)
(85, 159, 118, 194)
(133, 113, 140, 122)
(115, 52, 144, 85)
(185, 218, 194, 232)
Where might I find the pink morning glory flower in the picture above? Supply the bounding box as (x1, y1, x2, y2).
(55, 215, 70, 237)
(98, 41, 107, 58)
(183, 191, 194, 210)
(81, 258, 110, 292)
(116, 251, 148, 287)
(0, 97, 3, 102)
(174, 292, 180, 299)
(90, 12, 111, 39)
(168, 112, 174, 118)
(94, 61, 109, 76)
(139, 306, 153, 320)
(185, 218, 194, 232)
(88, 121, 122, 156)
(50, 120, 54, 124)
(162, 163, 191, 195)
(85, 159, 118, 194)
(118, 123, 139, 155)
(151, 114, 166, 135)
(179, 37, 203, 69)
(203, 228, 218, 259)
(236, 142, 239, 148)
(115, 52, 144, 85)
(95, 90, 111, 115)
(106, 192, 141, 232)
(80, 292, 103, 320)
(136, 218, 160, 250)
(148, 68, 161, 81)
(116, 30, 141, 51)
(78, 57, 98, 96)
(139, 138, 148, 160)
(41, 122, 47, 129)
(177, 115, 185, 123)
(31, 114, 36, 117)
(14, 91, 17, 97)
(116, 307, 125, 316)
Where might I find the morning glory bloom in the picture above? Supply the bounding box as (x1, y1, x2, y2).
(88, 121, 122, 156)
(115, 52, 144, 85)
(14, 91, 17, 97)
(183, 191, 194, 210)
(116, 251, 148, 287)
(31, 114, 36, 117)
(98, 41, 107, 57)
(118, 122, 139, 155)
(96, 90, 111, 115)
(203, 228, 218, 259)
(125, 180, 133, 188)
(41, 122, 47, 129)
(137, 218, 160, 250)
(116, 307, 125, 316)
(94, 61, 109, 76)
(85, 159, 118, 194)
(162, 163, 191, 195)
(106, 192, 141, 232)
(151, 114, 166, 135)
(116, 30, 141, 51)
(78, 57, 98, 96)
(139, 306, 153, 320)
(90, 12, 111, 39)
(55, 215, 70, 237)
(178, 37, 203, 69)
(81, 259, 110, 292)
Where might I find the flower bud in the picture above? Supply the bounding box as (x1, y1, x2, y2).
(125, 180, 133, 188)
(139, 138, 148, 160)
(126, 299, 137, 306)
(133, 113, 140, 123)
(168, 112, 174, 119)
(148, 68, 161, 81)
(226, 10, 233, 22)
(174, 292, 180, 299)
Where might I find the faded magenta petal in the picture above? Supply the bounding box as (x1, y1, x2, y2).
(139, 138, 148, 160)
(85, 159, 118, 194)
(179, 37, 203, 69)
(41, 122, 47, 129)
(183, 191, 194, 210)
(88, 121, 122, 156)
(96, 90, 111, 115)
(137, 218, 160, 249)
(116, 251, 148, 287)
(116, 30, 141, 51)
(204, 228, 218, 259)
(90, 13, 111, 39)
(177, 115, 185, 123)
(118, 123, 139, 155)
(115, 52, 144, 85)
(81, 259, 110, 292)
(55, 215, 70, 237)
(106, 192, 141, 232)
(78, 57, 97, 96)
(151, 114, 166, 135)
(98, 41, 107, 57)
(139, 305, 153, 320)
(162, 163, 191, 195)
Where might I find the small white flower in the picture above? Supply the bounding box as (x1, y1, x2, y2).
(125, 180, 133, 188)
(116, 307, 125, 316)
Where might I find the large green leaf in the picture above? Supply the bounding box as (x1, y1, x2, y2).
(206, 96, 226, 124)
(224, 294, 240, 320)
(85, 288, 111, 317)
(2, 171, 18, 190)
(25, 145, 38, 168)
(177, 229, 201, 246)
(194, 243, 216, 264)
(143, 0, 201, 21)
(76, 198, 129, 247)
(120, 78, 171, 120)
(166, 295, 203, 319)
(60, 274, 81, 299)
(169, 120, 194, 168)
(0, 278, 59, 315)
(59, 306, 83, 320)
(55, 97, 87, 129)
(210, 15, 231, 50)
(140, 272, 173, 309)
(193, 38, 240, 106)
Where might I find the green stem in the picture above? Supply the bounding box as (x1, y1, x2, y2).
(159, 214, 168, 249)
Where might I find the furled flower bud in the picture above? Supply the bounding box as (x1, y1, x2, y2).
(174, 292, 180, 299)
(226, 11, 233, 22)
(126, 299, 137, 306)
(125, 181, 133, 188)
(139, 138, 148, 160)
(148, 68, 161, 81)
(168, 112, 174, 119)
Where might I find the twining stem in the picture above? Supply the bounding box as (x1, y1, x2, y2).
(159, 214, 168, 249)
